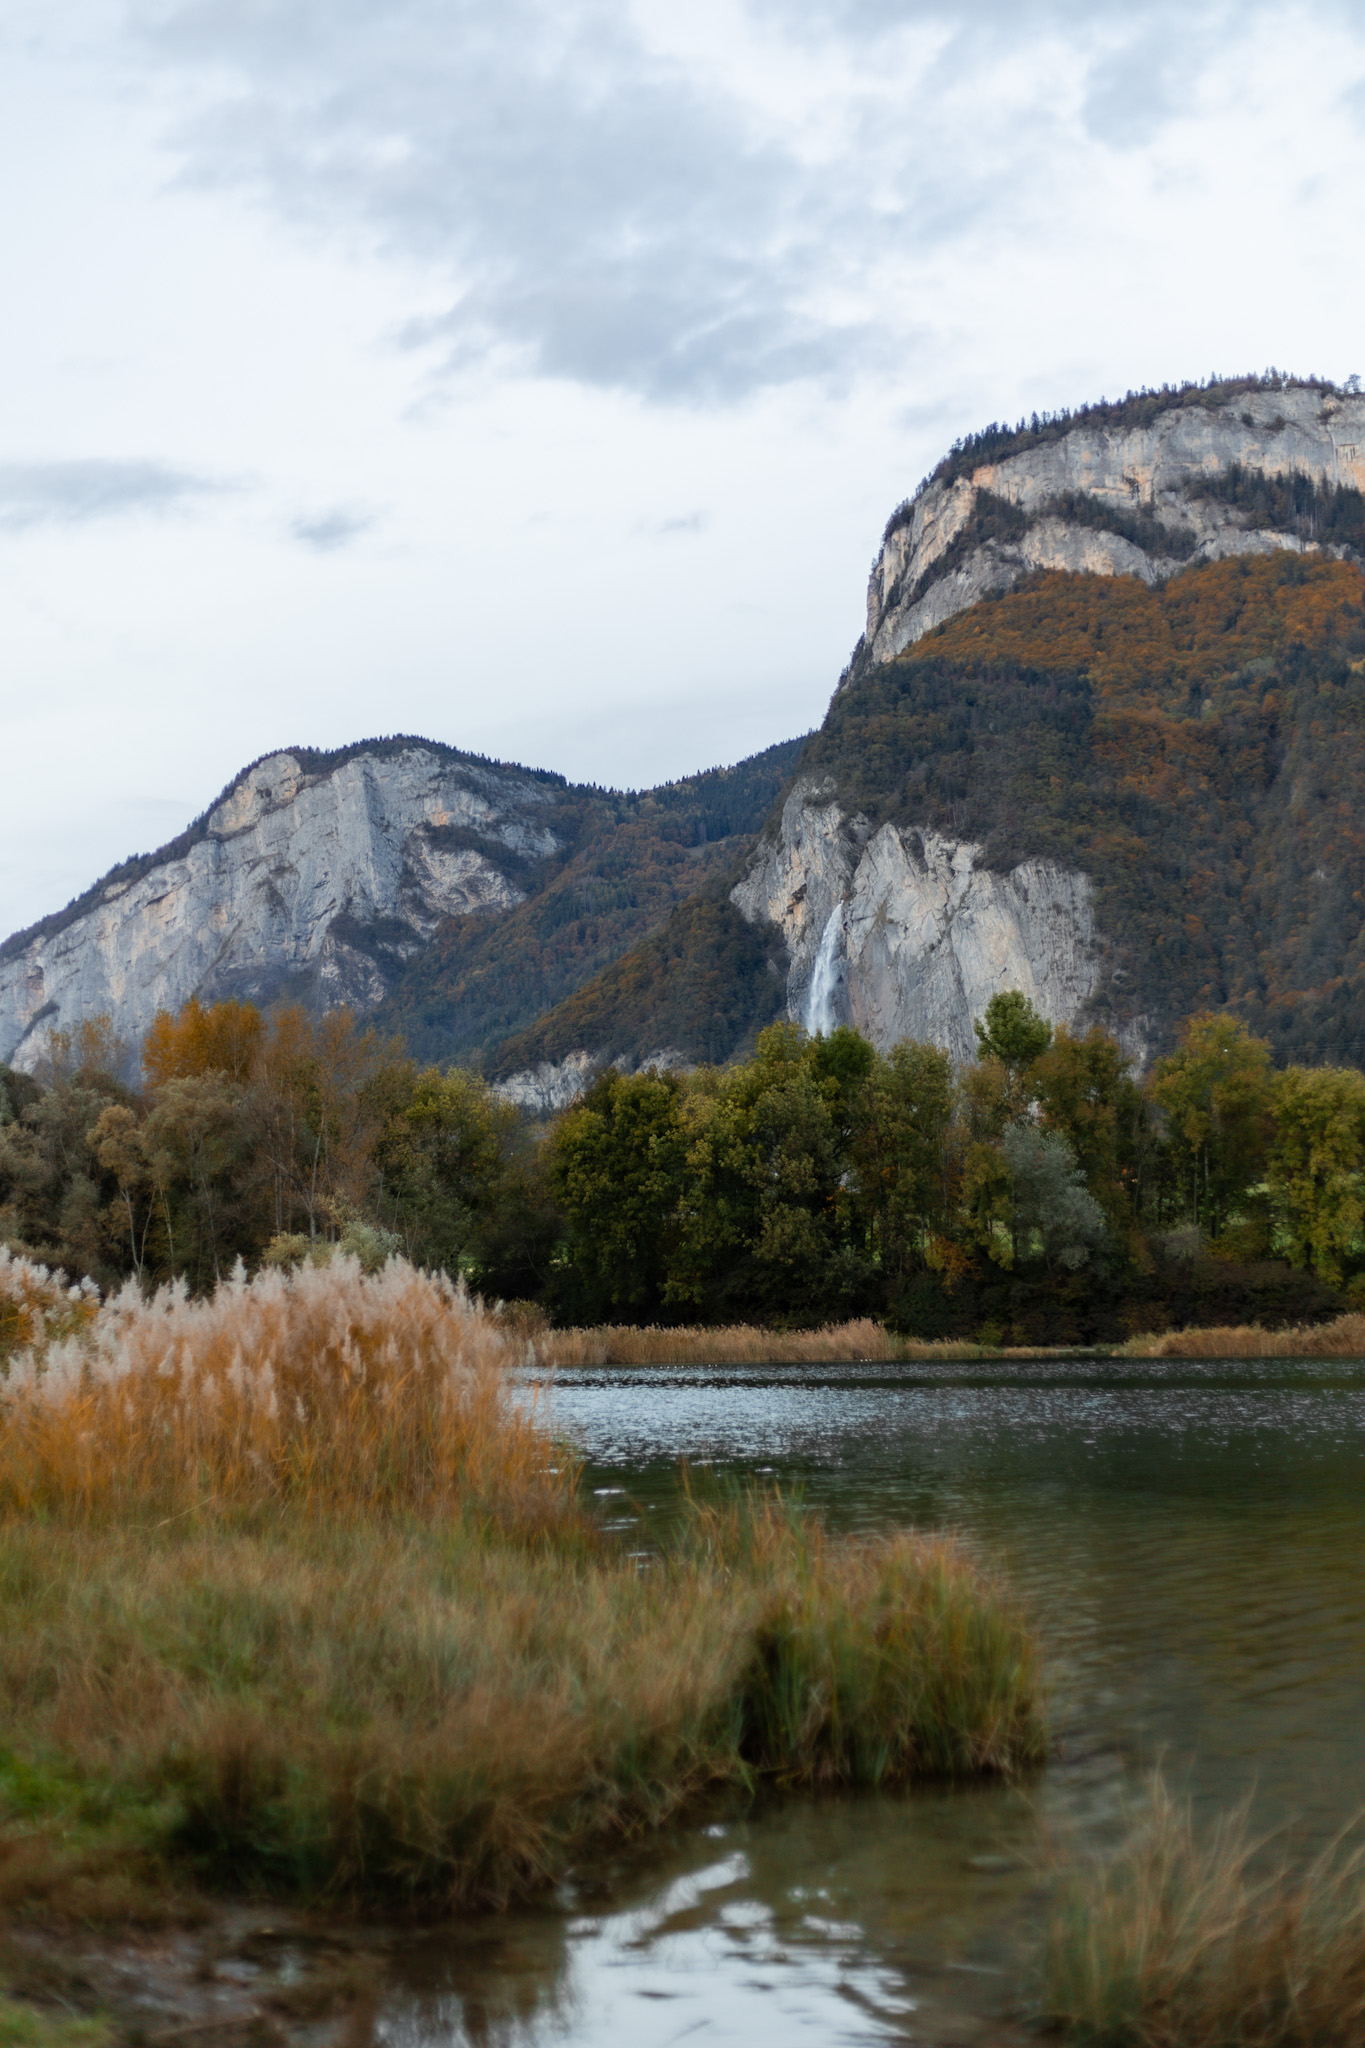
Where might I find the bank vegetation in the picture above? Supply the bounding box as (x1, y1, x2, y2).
(1040, 1776, 1365, 2047)
(6, 980, 1365, 1346)
(0, 1252, 1043, 1919)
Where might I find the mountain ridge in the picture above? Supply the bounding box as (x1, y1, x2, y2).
(8, 373, 1365, 1096)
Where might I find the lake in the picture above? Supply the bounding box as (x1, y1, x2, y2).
(377, 1356, 1365, 2046)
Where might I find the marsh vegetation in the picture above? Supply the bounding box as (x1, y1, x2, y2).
(0, 1252, 1042, 1925)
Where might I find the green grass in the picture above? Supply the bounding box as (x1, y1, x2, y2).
(0, 1998, 109, 2048)
(0, 1501, 1043, 1915)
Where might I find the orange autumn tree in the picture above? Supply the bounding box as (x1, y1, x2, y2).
(143, 997, 263, 1087)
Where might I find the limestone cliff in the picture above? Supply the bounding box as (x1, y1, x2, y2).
(731, 779, 1111, 1063)
(0, 743, 558, 1071)
(0, 735, 805, 1082)
(864, 382, 1365, 665)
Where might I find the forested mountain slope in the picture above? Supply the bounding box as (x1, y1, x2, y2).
(369, 742, 804, 1068)
(500, 552, 1365, 1083)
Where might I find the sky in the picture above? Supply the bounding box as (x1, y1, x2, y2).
(3, 0, 1365, 941)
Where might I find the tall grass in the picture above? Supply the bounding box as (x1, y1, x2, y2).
(0, 1259, 1044, 1914)
(0, 1257, 569, 1534)
(532, 1318, 992, 1365)
(0, 1252, 99, 1367)
(1038, 1778, 1365, 2046)
(1120, 1311, 1365, 1358)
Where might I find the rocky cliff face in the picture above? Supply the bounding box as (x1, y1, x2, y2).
(0, 745, 560, 1071)
(731, 780, 1111, 1063)
(864, 383, 1365, 664)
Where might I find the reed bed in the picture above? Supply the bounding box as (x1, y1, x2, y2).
(0, 1251, 99, 1367)
(1038, 1777, 1365, 2046)
(534, 1318, 991, 1366)
(1120, 1311, 1365, 1359)
(0, 1258, 1043, 1915)
(0, 1256, 568, 1534)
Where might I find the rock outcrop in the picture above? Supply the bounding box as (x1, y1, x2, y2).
(864, 383, 1365, 664)
(492, 1045, 691, 1115)
(732, 780, 1111, 1063)
(0, 745, 559, 1071)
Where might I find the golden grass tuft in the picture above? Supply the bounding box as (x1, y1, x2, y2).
(0, 1257, 570, 1533)
(1039, 1776, 1365, 2046)
(1120, 1311, 1365, 1359)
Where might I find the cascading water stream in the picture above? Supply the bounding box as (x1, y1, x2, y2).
(804, 902, 844, 1036)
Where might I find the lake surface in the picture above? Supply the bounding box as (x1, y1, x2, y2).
(379, 1358, 1365, 2046)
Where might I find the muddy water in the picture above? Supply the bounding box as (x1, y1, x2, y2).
(378, 1358, 1365, 2046)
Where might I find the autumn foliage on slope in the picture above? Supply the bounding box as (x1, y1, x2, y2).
(807, 554, 1365, 1065)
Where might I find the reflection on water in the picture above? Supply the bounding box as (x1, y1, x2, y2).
(380, 1358, 1365, 2046)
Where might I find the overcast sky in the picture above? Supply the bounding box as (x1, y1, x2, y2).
(4, 0, 1365, 939)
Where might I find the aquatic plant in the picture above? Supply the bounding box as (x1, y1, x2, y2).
(1038, 1777, 1365, 2046)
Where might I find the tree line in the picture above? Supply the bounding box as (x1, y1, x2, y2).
(3, 991, 1364, 1340)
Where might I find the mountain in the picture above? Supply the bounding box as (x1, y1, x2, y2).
(490, 375, 1365, 1087)
(0, 736, 803, 1078)
(6, 373, 1365, 1096)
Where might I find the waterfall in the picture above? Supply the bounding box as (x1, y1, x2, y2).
(804, 902, 844, 1036)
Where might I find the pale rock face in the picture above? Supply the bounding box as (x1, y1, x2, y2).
(866, 386, 1365, 663)
(730, 781, 861, 1011)
(0, 746, 557, 1070)
(733, 781, 1105, 1062)
(493, 1050, 601, 1115)
(493, 1046, 690, 1115)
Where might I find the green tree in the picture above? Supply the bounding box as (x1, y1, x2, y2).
(1001, 1122, 1106, 1270)
(848, 1040, 958, 1285)
(672, 1024, 864, 1321)
(547, 1067, 688, 1322)
(141, 1076, 259, 1289)
(371, 1064, 517, 1276)
(1267, 1064, 1365, 1284)
(973, 991, 1053, 1072)
(0, 1025, 133, 1284)
(1032, 1025, 1149, 1240)
(1151, 1013, 1274, 1237)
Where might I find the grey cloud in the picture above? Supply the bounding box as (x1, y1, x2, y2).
(131, 0, 1365, 406)
(0, 459, 221, 531)
(142, 0, 876, 402)
(292, 507, 373, 550)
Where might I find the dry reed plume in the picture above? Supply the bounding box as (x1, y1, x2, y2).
(0, 1255, 569, 1532)
(1040, 1777, 1365, 2046)
(0, 1251, 99, 1366)
(1121, 1311, 1365, 1359)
